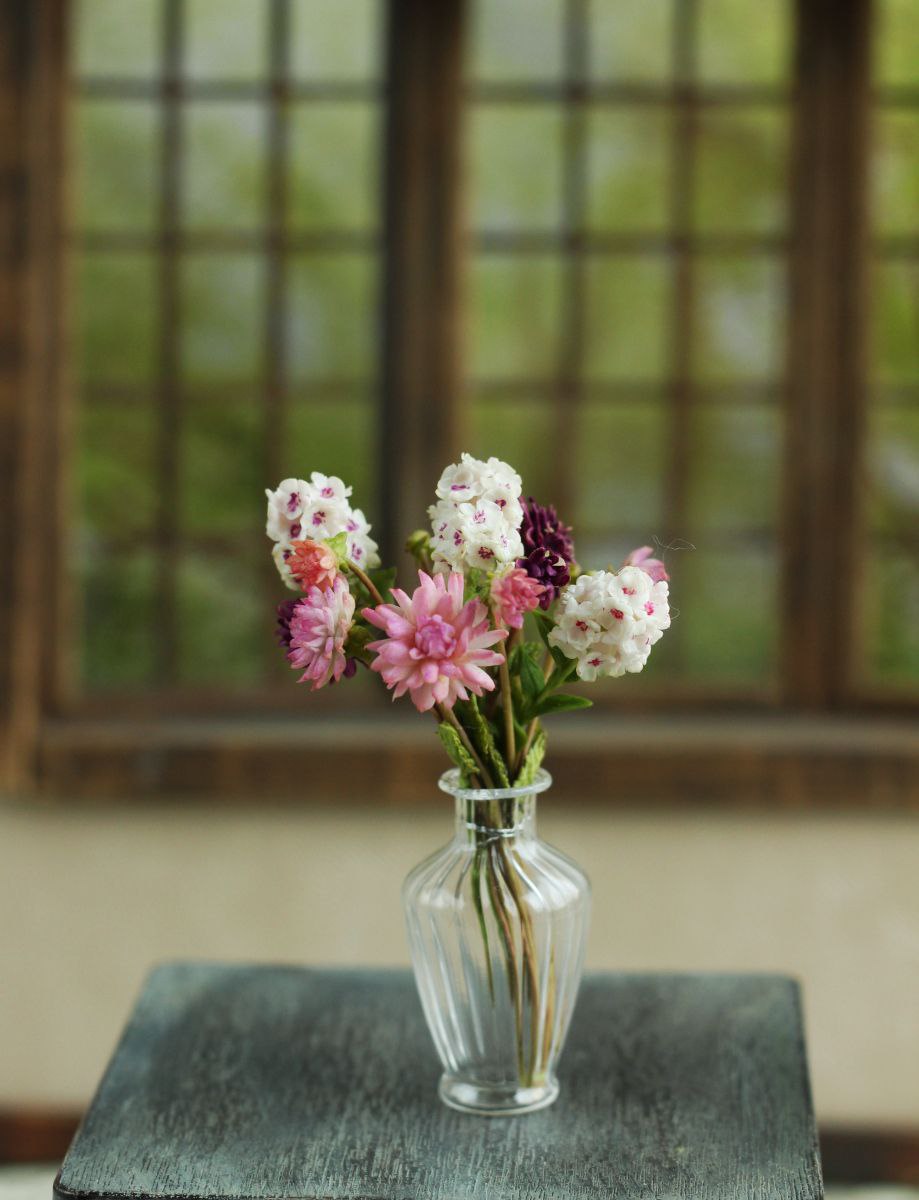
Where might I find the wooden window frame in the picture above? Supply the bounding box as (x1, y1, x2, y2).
(1, 0, 916, 807)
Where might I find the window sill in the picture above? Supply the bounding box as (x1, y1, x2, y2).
(30, 712, 919, 809)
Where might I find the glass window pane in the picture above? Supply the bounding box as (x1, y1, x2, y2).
(694, 108, 788, 234)
(469, 256, 563, 380)
(290, 0, 381, 82)
(696, 0, 791, 85)
(688, 404, 779, 531)
(176, 552, 265, 685)
(586, 108, 672, 233)
(288, 104, 379, 230)
(584, 257, 671, 382)
(183, 103, 264, 230)
(184, 0, 267, 81)
(588, 0, 674, 83)
(872, 113, 919, 238)
(470, 107, 564, 231)
(287, 255, 377, 378)
(469, 396, 556, 501)
(79, 549, 157, 689)
(179, 398, 264, 537)
(287, 397, 376, 510)
(871, 262, 919, 386)
(78, 402, 158, 539)
(866, 405, 919, 537)
(74, 0, 160, 79)
(74, 102, 159, 233)
(574, 400, 666, 537)
(693, 256, 785, 381)
(470, 0, 564, 84)
(75, 253, 158, 387)
(863, 546, 919, 684)
(181, 254, 263, 385)
(678, 544, 777, 681)
(875, 0, 919, 88)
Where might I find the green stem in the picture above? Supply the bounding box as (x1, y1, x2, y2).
(494, 608, 516, 770)
(485, 841, 525, 1080)
(495, 838, 541, 1086)
(471, 842, 495, 1004)
(347, 559, 384, 606)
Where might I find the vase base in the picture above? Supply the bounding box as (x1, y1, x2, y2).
(438, 1074, 559, 1116)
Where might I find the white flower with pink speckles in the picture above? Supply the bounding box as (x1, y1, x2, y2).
(548, 565, 670, 680)
(428, 454, 524, 572)
(266, 472, 379, 588)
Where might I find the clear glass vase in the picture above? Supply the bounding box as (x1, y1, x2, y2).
(403, 769, 591, 1115)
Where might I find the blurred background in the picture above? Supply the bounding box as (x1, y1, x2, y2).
(1, 0, 917, 1190)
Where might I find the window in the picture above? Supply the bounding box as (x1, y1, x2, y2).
(2, 0, 916, 802)
(71, 0, 383, 700)
(465, 0, 791, 695)
(862, 0, 919, 694)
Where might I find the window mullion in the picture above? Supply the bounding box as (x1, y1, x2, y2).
(379, 0, 467, 564)
(781, 0, 873, 708)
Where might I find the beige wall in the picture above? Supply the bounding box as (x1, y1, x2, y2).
(2, 797, 917, 1124)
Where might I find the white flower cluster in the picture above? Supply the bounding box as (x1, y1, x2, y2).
(265, 473, 379, 591)
(548, 566, 670, 680)
(428, 453, 524, 572)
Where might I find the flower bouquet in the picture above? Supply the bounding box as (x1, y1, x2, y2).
(265, 454, 671, 1114)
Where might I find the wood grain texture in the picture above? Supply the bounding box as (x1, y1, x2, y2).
(56, 964, 823, 1200)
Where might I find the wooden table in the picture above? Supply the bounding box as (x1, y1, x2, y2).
(55, 963, 824, 1200)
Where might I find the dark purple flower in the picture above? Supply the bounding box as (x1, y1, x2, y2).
(517, 548, 570, 608)
(519, 497, 575, 565)
(275, 598, 300, 649)
(517, 498, 575, 604)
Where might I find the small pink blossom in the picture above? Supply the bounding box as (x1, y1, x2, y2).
(490, 567, 545, 630)
(623, 545, 669, 584)
(288, 538, 339, 592)
(363, 571, 507, 712)
(287, 575, 355, 689)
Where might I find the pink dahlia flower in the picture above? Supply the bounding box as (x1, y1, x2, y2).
(287, 575, 355, 689)
(363, 570, 507, 712)
(490, 566, 545, 629)
(623, 545, 669, 584)
(288, 538, 339, 592)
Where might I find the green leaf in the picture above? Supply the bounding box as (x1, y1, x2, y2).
(542, 658, 577, 693)
(516, 646, 546, 703)
(532, 692, 593, 717)
(514, 728, 547, 788)
(343, 622, 375, 665)
(531, 607, 570, 669)
(325, 530, 349, 561)
(366, 565, 397, 601)
(436, 722, 477, 781)
(460, 696, 510, 787)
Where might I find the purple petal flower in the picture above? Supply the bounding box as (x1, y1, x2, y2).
(516, 498, 575, 603)
(517, 548, 571, 607)
(275, 598, 300, 649)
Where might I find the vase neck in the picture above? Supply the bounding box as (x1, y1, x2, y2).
(455, 794, 538, 843)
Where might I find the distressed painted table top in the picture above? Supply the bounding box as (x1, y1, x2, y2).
(56, 963, 823, 1200)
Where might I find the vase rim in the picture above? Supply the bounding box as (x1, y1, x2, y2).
(438, 767, 552, 801)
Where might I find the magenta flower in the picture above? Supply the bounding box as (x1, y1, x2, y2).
(287, 575, 356, 690)
(623, 545, 669, 584)
(490, 567, 545, 630)
(363, 571, 507, 712)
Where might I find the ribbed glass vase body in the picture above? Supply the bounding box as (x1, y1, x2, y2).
(402, 770, 590, 1115)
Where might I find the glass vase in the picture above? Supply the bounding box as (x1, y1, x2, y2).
(402, 769, 590, 1115)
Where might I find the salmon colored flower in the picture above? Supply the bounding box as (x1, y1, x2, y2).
(623, 545, 669, 584)
(490, 566, 545, 629)
(363, 570, 507, 712)
(288, 538, 339, 592)
(287, 575, 355, 689)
